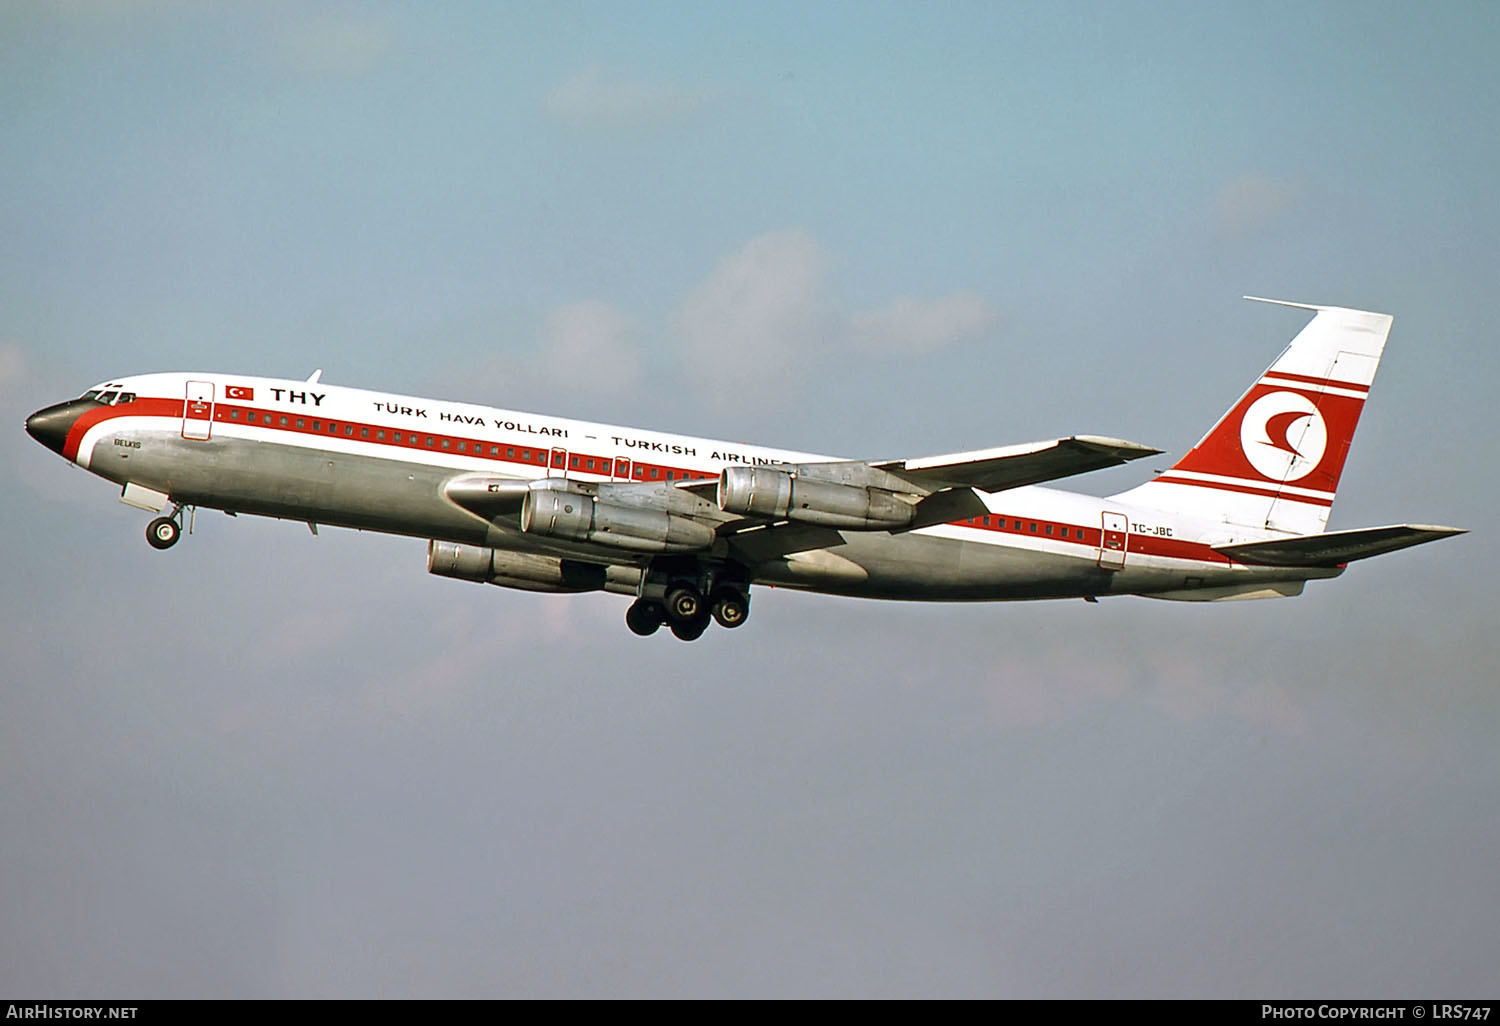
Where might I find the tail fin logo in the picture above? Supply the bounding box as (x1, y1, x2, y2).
(1239, 391, 1327, 482)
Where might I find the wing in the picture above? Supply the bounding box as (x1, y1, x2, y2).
(440, 434, 1161, 556)
(871, 435, 1162, 494)
(693, 434, 1161, 536)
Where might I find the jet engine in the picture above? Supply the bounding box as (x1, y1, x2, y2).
(427, 541, 609, 593)
(717, 466, 915, 530)
(520, 487, 715, 553)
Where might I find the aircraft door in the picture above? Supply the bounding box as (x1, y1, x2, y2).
(182, 381, 214, 440)
(549, 446, 568, 479)
(613, 457, 632, 481)
(1099, 511, 1128, 570)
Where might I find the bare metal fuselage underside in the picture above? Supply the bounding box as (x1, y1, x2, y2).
(91, 426, 1332, 603)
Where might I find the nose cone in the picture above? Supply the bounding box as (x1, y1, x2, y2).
(25, 398, 98, 457)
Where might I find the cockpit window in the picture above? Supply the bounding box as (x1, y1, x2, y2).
(84, 390, 103, 401)
(116, 392, 135, 404)
(98, 391, 119, 404)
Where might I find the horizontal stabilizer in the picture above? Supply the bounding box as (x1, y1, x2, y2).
(876, 435, 1161, 494)
(1215, 524, 1466, 567)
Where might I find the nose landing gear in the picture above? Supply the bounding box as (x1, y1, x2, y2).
(146, 516, 180, 549)
(145, 503, 192, 550)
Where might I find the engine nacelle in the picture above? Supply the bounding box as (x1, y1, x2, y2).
(717, 466, 915, 530)
(427, 541, 607, 593)
(520, 488, 715, 553)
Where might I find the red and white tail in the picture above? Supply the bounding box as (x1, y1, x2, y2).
(1112, 298, 1392, 535)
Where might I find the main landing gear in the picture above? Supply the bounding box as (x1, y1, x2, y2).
(625, 563, 751, 642)
(145, 504, 192, 550)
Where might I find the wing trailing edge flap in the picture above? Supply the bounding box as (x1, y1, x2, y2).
(874, 435, 1162, 494)
(1214, 524, 1467, 567)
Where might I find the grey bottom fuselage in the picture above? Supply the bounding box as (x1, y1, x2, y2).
(89, 426, 1334, 603)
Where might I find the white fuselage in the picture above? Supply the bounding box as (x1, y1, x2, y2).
(49, 370, 1335, 605)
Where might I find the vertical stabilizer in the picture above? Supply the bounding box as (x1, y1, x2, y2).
(1112, 299, 1392, 535)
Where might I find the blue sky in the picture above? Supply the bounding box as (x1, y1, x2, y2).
(3, 1, 1496, 997)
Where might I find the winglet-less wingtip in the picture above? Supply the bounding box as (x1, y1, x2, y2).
(1242, 296, 1327, 312)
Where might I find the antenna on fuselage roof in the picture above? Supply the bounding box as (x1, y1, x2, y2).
(306, 369, 323, 384)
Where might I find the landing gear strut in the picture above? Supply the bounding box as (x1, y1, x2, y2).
(145, 503, 190, 550)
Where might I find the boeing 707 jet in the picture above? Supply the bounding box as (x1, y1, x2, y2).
(24, 298, 1464, 640)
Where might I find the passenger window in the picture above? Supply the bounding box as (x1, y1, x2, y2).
(376, 430, 385, 440)
(1045, 525, 1053, 535)
(344, 425, 353, 436)
(1029, 523, 1037, 533)
(441, 439, 450, 449)
(361, 428, 369, 438)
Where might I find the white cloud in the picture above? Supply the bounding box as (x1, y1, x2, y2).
(848, 292, 998, 353)
(282, 13, 392, 76)
(545, 67, 717, 132)
(981, 643, 1309, 734)
(541, 301, 641, 396)
(1212, 172, 1300, 233)
(672, 229, 836, 406)
(983, 650, 1133, 729)
(0, 342, 26, 390)
(667, 230, 1002, 411)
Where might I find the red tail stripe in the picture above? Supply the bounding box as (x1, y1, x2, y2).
(1261, 370, 1369, 394)
(1153, 473, 1334, 507)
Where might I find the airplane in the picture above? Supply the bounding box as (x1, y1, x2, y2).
(24, 297, 1464, 641)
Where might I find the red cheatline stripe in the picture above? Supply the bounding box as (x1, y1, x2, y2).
(68, 399, 1237, 564)
(63, 398, 181, 460)
(1260, 370, 1369, 394)
(1153, 473, 1334, 506)
(949, 511, 1231, 563)
(66, 399, 727, 485)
